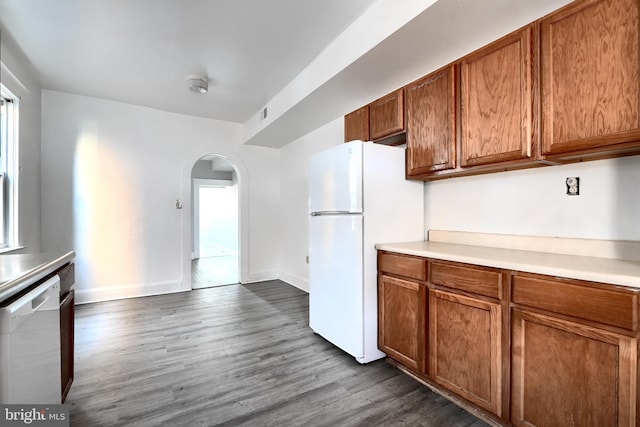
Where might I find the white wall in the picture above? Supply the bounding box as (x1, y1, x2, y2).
(425, 156, 640, 241)
(274, 0, 640, 294)
(41, 90, 280, 303)
(1, 33, 42, 252)
(278, 126, 640, 293)
(278, 117, 343, 291)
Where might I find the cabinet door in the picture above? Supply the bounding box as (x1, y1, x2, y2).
(406, 65, 456, 175)
(429, 289, 502, 416)
(60, 290, 74, 402)
(344, 106, 370, 142)
(379, 274, 427, 373)
(511, 308, 636, 427)
(460, 26, 535, 167)
(370, 89, 405, 140)
(541, 0, 640, 157)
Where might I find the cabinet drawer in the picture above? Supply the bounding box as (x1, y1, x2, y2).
(58, 263, 75, 296)
(378, 252, 426, 281)
(430, 261, 502, 299)
(511, 273, 638, 331)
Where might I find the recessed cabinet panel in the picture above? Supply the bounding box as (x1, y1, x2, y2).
(344, 106, 369, 143)
(406, 65, 456, 175)
(370, 89, 405, 140)
(541, 0, 640, 156)
(429, 290, 502, 416)
(379, 275, 427, 373)
(460, 26, 534, 167)
(511, 308, 636, 426)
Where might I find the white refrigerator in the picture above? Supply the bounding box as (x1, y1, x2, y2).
(308, 140, 424, 363)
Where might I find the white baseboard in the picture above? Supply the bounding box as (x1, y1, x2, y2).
(75, 280, 187, 305)
(75, 270, 307, 304)
(278, 271, 309, 293)
(243, 270, 279, 284)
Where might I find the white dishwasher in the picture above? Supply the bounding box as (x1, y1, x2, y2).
(0, 274, 61, 404)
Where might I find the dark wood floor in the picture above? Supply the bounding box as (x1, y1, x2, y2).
(68, 280, 488, 426)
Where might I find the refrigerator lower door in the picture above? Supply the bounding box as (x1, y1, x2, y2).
(309, 214, 364, 359)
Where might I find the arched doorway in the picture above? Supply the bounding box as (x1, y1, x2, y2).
(190, 155, 239, 288)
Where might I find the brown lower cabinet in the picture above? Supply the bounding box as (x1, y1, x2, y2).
(60, 289, 74, 402)
(430, 289, 502, 416)
(378, 251, 640, 426)
(378, 252, 427, 374)
(511, 308, 636, 427)
(57, 262, 75, 402)
(378, 274, 427, 373)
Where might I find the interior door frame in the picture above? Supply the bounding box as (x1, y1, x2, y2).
(183, 154, 248, 290)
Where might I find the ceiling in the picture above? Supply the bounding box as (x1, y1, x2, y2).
(0, 0, 376, 123)
(0, 0, 572, 148)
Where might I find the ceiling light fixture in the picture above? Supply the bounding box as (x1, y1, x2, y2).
(188, 75, 208, 94)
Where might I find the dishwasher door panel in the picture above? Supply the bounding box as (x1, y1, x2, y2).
(0, 275, 61, 404)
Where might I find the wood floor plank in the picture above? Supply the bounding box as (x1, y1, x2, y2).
(68, 280, 488, 426)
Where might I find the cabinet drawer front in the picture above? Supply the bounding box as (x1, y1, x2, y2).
(430, 261, 501, 299)
(512, 274, 638, 331)
(58, 263, 75, 296)
(378, 252, 426, 281)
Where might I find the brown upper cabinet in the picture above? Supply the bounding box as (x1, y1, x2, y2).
(406, 65, 456, 176)
(460, 25, 537, 167)
(370, 88, 405, 141)
(541, 0, 640, 160)
(344, 105, 370, 143)
(347, 0, 640, 179)
(405, 25, 538, 179)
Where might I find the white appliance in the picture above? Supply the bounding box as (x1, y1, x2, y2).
(309, 140, 424, 363)
(0, 275, 61, 404)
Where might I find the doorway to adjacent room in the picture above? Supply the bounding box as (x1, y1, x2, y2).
(191, 156, 239, 289)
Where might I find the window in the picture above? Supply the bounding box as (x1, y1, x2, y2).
(0, 84, 19, 250)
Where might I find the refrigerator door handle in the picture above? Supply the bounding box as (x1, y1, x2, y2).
(310, 211, 354, 216)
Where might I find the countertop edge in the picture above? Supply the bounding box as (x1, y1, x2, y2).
(0, 251, 76, 302)
(376, 241, 640, 289)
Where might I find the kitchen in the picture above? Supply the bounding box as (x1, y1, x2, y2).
(1, 0, 640, 425)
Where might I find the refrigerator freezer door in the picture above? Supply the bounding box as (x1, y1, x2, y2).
(309, 214, 364, 358)
(309, 141, 363, 214)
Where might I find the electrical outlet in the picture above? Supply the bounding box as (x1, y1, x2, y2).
(566, 177, 580, 195)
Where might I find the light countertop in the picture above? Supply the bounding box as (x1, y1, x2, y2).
(0, 251, 76, 303)
(376, 240, 640, 289)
